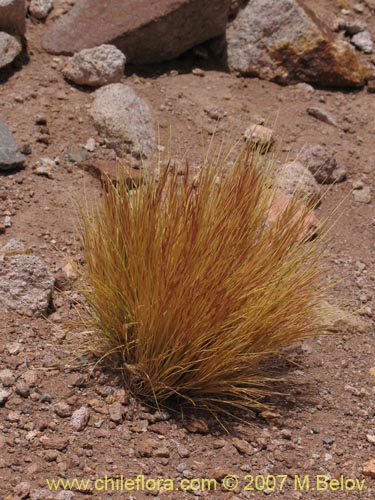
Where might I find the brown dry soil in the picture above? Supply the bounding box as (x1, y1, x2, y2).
(1, 1, 375, 499)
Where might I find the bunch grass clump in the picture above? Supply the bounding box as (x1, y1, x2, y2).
(78, 144, 326, 414)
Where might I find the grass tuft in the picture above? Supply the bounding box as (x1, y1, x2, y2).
(77, 144, 327, 414)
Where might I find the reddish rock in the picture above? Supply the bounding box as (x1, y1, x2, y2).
(42, 0, 230, 63)
(0, 0, 25, 36)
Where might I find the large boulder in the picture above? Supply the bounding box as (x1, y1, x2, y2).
(90, 84, 156, 159)
(42, 0, 230, 63)
(0, 0, 25, 36)
(223, 0, 366, 87)
(0, 118, 25, 170)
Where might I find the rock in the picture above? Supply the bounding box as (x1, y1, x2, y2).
(62, 44, 125, 86)
(223, 0, 366, 87)
(0, 387, 11, 405)
(14, 481, 31, 500)
(353, 186, 372, 204)
(306, 107, 338, 127)
(90, 84, 156, 159)
(0, 368, 15, 387)
(336, 19, 367, 36)
(71, 406, 89, 431)
(0, 119, 25, 170)
(298, 144, 346, 184)
(0, 240, 54, 316)
(56, 492, 74, 500)
(319, 302, 371, 333)
(232, 438, 252, 455)
(0, 32, 22, 69)
(54, 401, 72, 418)
(275, 161, 321, 207)
(67, 144, 88, 163)
(367, 435, 375, 445)
(33, 157, 57, 178)
(109, 402, 124, 423)
(29, 489, 55, 500)
(15, 380, 30, 398)
(185, 418, 209, 434)
(0, 0, 25, 36)
(363, 459, 375, 478)
(267, 191, 319, 241)
(351, 31, 373, 54)
(84, 137, 96, 152)
(42, 0, 230, 64)
(135, 438, 155, 458)
(244, 124, 274, 151)
(21, 370, 38, 386)
(29, 0, 53, 20)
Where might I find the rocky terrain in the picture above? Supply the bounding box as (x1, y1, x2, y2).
(0, 0, 375, 498)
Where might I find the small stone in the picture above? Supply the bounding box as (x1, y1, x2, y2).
(109, 402, 124, 423)
(232, 437, 251, 455)
(63, 44, 126, 87)
(352, 31, 374, 53)
(323, 438, 334, 446)
(7, 410, 21, 422)
(84, 137, 96, 152)
(244, 124, 274, 151)
(29, 0, 53, 20)
(307, 107, 338, 127)
(56, 491, 75, 500)
(367, 434, 375, 445)
(40, 435, 69, 451)
(0, 387, 12, 405)
(192, 68, 205, 77)
(21, 370, 38, 386)
(71, 406, 89, 431)
(54, 401, 72, 418)
(0, 118, 25, 170)
(34, 157, 57, 178)
(0, 368, 15, 387)
(353, 186, 372, 203)
(15, 381, 30, 398)
(336, 19, 367, 35)
(281, 429, 292, 440)
(67, 144, 88, 163)
(185, 418, 209, 434)
(135, 438, 154, 458)
(363, 459, 375, 478)
(14, 481, 31, 499)
(298, 144, 346, 184)
(0, 32, 22, 69)
(153, 445, 170, 458)
(40, 393, 53, 403)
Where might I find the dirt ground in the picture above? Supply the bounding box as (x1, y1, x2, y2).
(1, 1, 375, 499)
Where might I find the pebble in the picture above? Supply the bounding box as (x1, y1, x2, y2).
(352, 31, 374, 53)
(54, 401, 72, 418)
(353, 186, 372, 203)
(0, 368, 15, 387)
(323, 438, 334, 446)
(363, 459, 375, 478)
(244, 124, 274, 150)
(29, 0, 53, 20)
(109, 402, 124, 423)
(84, 137, 96, 152)
(71, 406, 90, 431)
(367, 434, 375, 445)
(0, 388, 12, 405)
(307, 107, 338, 127)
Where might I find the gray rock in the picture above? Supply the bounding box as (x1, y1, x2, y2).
(67, 144, 88, 163)
(57, 492, 75, 500)
(0, 368, 15, 387)
(0, 119, 25, 170)
(275, 161, 321, 207)
(91, 83, 156, 159)
(42, 0, 230, 64)
(71, 406, 89, 431)
(63, 44, 125, 87)
(0, 32, 22, 69)
(351, 31, 374, 53)
(0, 387, 11, 405)
(336, 19, 367, 36)
(0, 239, 54, 315)
(29, 0, 53, 20)
(222, 0, 365, 87)
(298, 145, 346, 184)
(307, 107, 338, 127)
(0, 0, 25, 36)
(109, 402, 124, 423)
